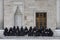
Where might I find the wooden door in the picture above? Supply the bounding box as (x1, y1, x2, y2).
(36, 12, 47, 28)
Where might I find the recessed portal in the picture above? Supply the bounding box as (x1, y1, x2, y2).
(36, 12, 47, 28)
(14, 6, 23, 28)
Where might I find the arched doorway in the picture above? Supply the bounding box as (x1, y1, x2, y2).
(14, 6, 23, 28)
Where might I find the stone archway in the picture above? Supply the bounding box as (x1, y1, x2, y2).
(14, 6, 23, 28)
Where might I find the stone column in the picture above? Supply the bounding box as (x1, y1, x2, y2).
(0, 0, 4, 29)
(57, 0, 60, 28)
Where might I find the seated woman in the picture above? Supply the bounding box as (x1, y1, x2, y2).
(4, 27, 9, 36)
(24, 26, 28, 35)
(28, 26, 33, 36)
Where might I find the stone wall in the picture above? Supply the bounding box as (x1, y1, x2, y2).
(4, 0, 57, 30)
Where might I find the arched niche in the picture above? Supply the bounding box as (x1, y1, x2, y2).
(14, 6, 23, 28)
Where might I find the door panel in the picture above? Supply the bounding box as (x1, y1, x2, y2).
(36, 12, 47, 28)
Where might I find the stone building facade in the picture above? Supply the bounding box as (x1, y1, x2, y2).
(2, 0, 60, 31)
(4, 0, 56, 31)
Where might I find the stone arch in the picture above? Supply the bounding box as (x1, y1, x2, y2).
(14, 6, 23, 28)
